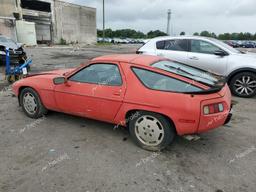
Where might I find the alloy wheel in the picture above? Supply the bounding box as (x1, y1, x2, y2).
(134, 115, 164, 147)
(234, 75, 256, 96)
(23, 92, 38, 115)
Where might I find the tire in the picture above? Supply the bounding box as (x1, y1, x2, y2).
(129, 111, 175, 151)
(230, 72, 256, 98)
(27, 65, 31, 72)
(20, 87, 48, 118)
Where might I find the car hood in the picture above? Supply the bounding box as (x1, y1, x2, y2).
(41, 68, 75, 75)
(232, 52, 256, 67)
(234, 51, 256, 58)
(27, 68, 75, 78)
(0, 41, 20, 50)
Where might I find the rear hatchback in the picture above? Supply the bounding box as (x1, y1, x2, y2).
(151, 59, 232, 133)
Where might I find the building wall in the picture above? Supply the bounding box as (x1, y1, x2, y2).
(0, 0, 17, 40)
(0, 0, 17, 17)
(54, 0, 96, 44)
(0, 0, 97, 44)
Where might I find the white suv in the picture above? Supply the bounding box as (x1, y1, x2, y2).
(137, 36, 256, 98)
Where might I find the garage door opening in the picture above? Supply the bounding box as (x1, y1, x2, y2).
(21, 0, 51, 12)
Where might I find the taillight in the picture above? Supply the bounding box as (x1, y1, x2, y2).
(203, 103, 224, 115)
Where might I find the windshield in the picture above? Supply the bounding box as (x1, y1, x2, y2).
(210, 38, 241, 54)
(152, 60, 224, 87)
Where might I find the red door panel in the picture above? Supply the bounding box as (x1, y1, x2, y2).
(91, 84, 125, 122)
(54, 81, 99, 117)
(53, 62, 127, 123)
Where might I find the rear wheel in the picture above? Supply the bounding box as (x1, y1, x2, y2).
(20, 88, 48, 118)
(230, 72, 256, 98)
(129, 111, 175, 151)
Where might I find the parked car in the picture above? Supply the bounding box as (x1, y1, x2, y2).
(224, 40, 240, 48)
(12, 54, 232, 151)
(0, 35, 27, 66)
(241, 41, 256, 48)
(137, 36, 256, 98)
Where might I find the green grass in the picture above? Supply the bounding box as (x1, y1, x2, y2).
(96, 42, 113, 46)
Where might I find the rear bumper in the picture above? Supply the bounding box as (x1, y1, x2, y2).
(224, 104, 233, 125)
(197, 84, 232, 133)
(224, 112, 232, 125)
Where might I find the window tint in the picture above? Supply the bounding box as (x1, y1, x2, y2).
(156, 39, 188, 51)
(156, 40, 165, 49)
(132, 67, 202, 92)
(190, 40, 221, 54)
(69, 64, 122, 86)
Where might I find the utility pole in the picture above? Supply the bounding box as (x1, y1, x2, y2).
(102, 0, 105, 42)
(166, 9, 171, 36)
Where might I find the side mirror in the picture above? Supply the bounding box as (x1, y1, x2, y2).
(53, 76, 66, 85)
(214, 50, 228, 57)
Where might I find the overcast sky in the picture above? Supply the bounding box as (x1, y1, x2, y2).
(64, 0, 256, 35)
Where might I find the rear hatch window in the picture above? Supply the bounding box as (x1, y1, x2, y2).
(152, 60, 226, 92)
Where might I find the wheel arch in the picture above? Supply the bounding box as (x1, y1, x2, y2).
(18, 86, 41, 105)
(227, 68, 256, 84)
(125, 109, 177, 134)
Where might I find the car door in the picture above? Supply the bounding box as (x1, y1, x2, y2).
(54, 63, 126, 122)
(155, 39, 189, 63)
(187, 39, 228, 75)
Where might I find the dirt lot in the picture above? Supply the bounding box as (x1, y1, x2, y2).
(0, 45, 256, 192)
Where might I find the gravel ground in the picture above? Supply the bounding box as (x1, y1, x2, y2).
(0, 45, 256, 192)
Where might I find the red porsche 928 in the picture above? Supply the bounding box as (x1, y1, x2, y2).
(12, 54, 232, 151)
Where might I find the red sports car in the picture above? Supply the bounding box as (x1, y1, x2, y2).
(12, 54, 232, 151)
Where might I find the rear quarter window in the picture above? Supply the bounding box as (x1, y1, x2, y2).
(156, 39, 188, 51)
(132, 67, 202, 93)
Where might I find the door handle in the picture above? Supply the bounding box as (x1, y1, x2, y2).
(189, 56, 199, 60)
(113, 90, 122, 96)
(113, 92, 121, 96)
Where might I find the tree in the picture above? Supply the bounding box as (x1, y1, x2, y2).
(97, 29, 103, 37)
(218, 33, 231, 40)
(105, 28, 113, 38)
(211, 32, 217, 38)
(97, 28, 147, 38)
(193, 32, 199, 36)
(200, 31, 211, 37)
(147, 30, 167, 38)
(180, 31, 185, 36)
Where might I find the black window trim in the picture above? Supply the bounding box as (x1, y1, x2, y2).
(68, 63, 123, 86)
(131, 66, 203, 94)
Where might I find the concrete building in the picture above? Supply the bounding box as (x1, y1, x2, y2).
(0, 0, 97, 44)
(0, 0, 17, 40)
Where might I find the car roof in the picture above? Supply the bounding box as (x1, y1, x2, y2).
(150, 35, 216, 41)
(92, 54, 165, 66)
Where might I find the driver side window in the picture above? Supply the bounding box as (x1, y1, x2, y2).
(190, 40, 221, 54)
(69, 63, 122, 86)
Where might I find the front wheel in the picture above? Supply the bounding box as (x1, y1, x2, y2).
(20, 88, 48, 118)
(230, 72, 256, 98)
(129, 111, 175, 151)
